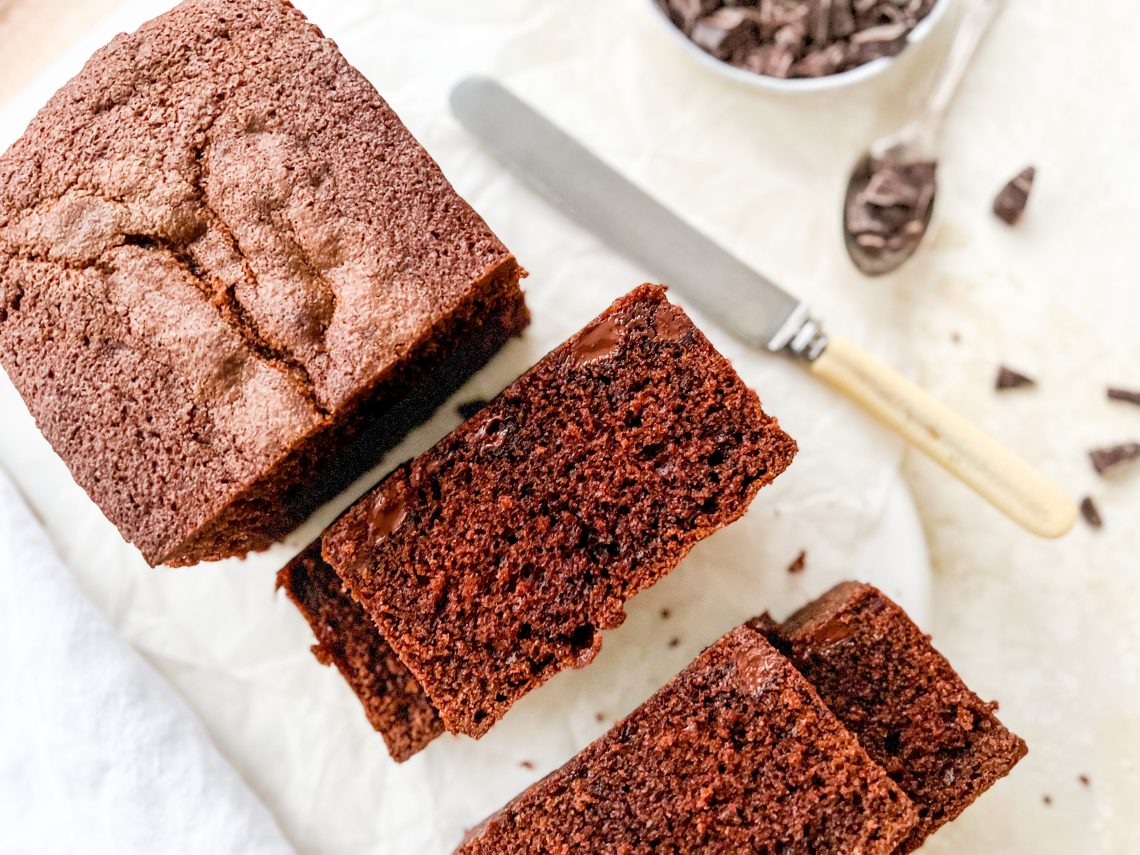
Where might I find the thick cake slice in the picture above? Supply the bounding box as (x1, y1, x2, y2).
(0, 0, 527, 566)
(757, 582, 1028, 853)
(322, 285, 797, 737)
(456, 627, 918, 853)
(277, 543, 441, 762)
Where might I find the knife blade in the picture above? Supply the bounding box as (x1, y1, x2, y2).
(449, 76, 824, 359)
(449, 76, 1079, 539)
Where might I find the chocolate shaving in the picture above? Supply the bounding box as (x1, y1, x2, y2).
(1090, 443, 1140, 476)
(1079, 497, 1103, 530)
(1108, 388, 1140, 407)
(787, 550, 807, 574)
(847, 158, 937, 259)
(658, 0, 937, 79)
(995, 366, 1035, 391)
(993, 167, 1036, 226)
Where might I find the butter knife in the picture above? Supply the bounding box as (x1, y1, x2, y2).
(450, 77, 1076, 538)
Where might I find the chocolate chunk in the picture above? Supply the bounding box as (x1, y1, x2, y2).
(457, 398, 489, 420)
(787, 550, 807, 574)
(1090, 443, 1140, 476)
(1079, 497, 1103, 530)
(995, 366, 1036, 391)
(660, 0, 937, 80)
(1108, 388, 1140, 407)
(993, 167, 1036, 226)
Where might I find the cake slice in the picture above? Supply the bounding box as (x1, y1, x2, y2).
(322, 285, 797, 737)
(277, 543, 442, 762)
(456, 626, 918, 853)
(0, 0, 526, 566)
(755, 582, 1028, 853)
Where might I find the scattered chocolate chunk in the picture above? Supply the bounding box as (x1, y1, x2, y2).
(1090, 443, 1140, 476)
(658, 0, 937, 79)
(668, 637, 681, 648)
(1108, 388, 1140, 407)
(1079, 497, 1103, 530)
(1078, 775, 1091, 787)
(520, 760, 535, 771)
(457, 398, 489, 420)
(787, 550, 807, 574)
(993, 167, 1036, 226)
(847, 158, 937, 261)
(996, 366, 1036, 391)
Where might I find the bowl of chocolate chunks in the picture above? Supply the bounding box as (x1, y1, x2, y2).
(650, 0, 949, 92)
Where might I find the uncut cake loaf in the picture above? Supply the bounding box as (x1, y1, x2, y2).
(315, 285, 797, 741)
(456, 626, 919, 853)
(0, 0, 527, 566)
(757, 582, 1028, 853)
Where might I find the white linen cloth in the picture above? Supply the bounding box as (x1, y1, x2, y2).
(0, 468, 294, 855)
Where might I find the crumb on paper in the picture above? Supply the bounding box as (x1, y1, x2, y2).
(520, 760, 534, 771)
(668, 637, 681, 648)
(456, 398, 488, 420)
(787, 550, 807, 575)
(1079, 497, 1103, 530)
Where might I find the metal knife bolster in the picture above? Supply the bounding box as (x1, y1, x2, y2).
(768, 305, 830, 361)
(450, 76, 829, 362)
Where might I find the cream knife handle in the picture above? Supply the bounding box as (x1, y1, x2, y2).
(810, 335, 1078, 539)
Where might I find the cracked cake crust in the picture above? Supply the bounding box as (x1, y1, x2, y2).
(0, 0, 527, 565)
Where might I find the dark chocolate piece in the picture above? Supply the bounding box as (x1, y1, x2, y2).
(996, 366, 1036, 390)
(659, 0, 937, 79)
(1090, 443, 1140, 476)
(0, 0, 527, 566)
(322, 285, 797, 738)
(1079, 497, 1103, 530)
(1108, 388, 1140, 407)
(764, 582, 1028, 853)
(993, 167, 1036, 226)
(456, 627, 918, 854)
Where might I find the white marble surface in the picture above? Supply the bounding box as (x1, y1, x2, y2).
(0, 0, 1136, 852)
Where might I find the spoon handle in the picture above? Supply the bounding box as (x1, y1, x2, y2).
(810, 335, 1078, 539)
(923, 0, 1004, 136)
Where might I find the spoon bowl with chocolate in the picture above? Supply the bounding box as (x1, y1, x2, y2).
(844, 0, 1003, 275)
(650, 0, 949, 93)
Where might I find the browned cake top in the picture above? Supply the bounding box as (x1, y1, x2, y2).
(0, 0, 514, 562)
(778, 582, 1028, 853)
(277, 543, 442, 762)
(457, 627, 918, 854)
(323, 286, 797, 737)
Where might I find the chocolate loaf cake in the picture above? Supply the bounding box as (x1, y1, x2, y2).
(321, 285, 797, 738)
(456, 626, 918, 853)
(0, 0, 527, 566)
(759, 582, 1028, 853)
(277, 543, 442, 761)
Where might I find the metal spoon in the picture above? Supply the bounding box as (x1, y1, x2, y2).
(844, 0, 1004, 276)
